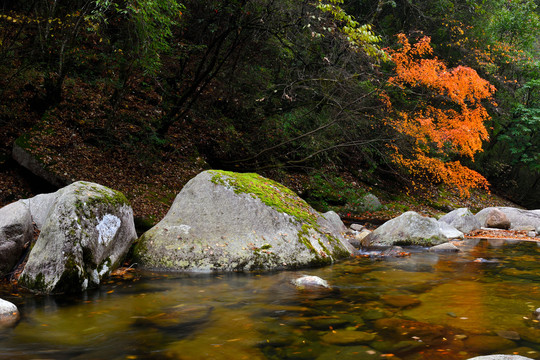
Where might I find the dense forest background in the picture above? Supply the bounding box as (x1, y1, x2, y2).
(0, 0, 538, 224)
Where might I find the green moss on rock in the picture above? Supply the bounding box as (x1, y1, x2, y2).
(209, 170, 317, 225)
(19, 272, 47, 292)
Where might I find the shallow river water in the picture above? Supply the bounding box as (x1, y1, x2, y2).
(2, 238, 540, 360)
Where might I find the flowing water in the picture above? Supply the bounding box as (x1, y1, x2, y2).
(2, 238, 540, 360)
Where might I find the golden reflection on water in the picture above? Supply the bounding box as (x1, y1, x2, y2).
(2, 239, 540, 360)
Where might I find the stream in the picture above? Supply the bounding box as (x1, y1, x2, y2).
(2, 238, 540, 359)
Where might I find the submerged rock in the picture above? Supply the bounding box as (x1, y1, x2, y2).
(317, 345, 383, 360)
(132, 304, 213, 334)
(497, 330, 520, 340)
(0, 201, 33, 277)
(320, 329, 376, 345)
(0, 298, 20, 327)
(381, 294, 421, 308)
(19, 181, 137, 294)
(464, 335, 516, 353)
(502, 347, 540, 359)
(134, 170, 354, 271)
(373, 317, 446, 344)
(439, 208, 481, 234)
(362, 211, 448, 247)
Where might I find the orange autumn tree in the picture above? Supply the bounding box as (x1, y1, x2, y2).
(383, 34, 496, 195)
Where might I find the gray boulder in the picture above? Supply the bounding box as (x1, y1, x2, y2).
(439, 221, 464, 239)
(0, 298, 19, 327)
(467, 356, 534, 360)
(439, 208, 481, 234)
(320, 211, 347, 234)
(0, 201, 33, 277)
(362, 211, 448, 247)
(20, 192, 60, 230)
(360, 193, 383, 212)
(19, 181, 137, 294)
(476, 207, 540, 230)
(134, 170, 354, 272)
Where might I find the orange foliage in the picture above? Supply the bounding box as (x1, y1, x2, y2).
(383, 34, 496, 195)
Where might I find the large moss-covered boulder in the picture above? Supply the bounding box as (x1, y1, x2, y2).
(0, 201, 33, 277)
(362, 211, 449, 247)
(134, 170, 354, 271)
(19, 181, 137, 294)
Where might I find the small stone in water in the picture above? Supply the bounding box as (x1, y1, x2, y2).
(292, 275, 329, 288)
(497, 330, 520, 340)
(447, 312, 457, 318)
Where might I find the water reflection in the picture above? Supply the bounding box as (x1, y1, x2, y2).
(1, 239, 540, 359)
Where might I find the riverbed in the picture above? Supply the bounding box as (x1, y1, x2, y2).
(2, 238, 540, 359)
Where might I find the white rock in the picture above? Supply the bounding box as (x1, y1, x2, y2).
(292, 275, 329, 288)
(0, 298, 20, 327)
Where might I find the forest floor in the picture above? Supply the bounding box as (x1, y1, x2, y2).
(0, 77, 520, 229)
